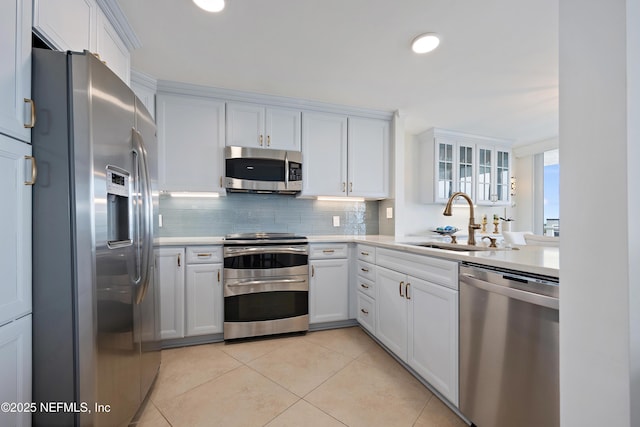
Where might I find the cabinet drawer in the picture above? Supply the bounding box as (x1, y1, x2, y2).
(186, 246, 223, 264)
(309, 243, 348, 259)
(356, 260, 375, 282)
(357, 292, 375, 335)
(357, 244, 376, 263)
(356, 276, 375, 299)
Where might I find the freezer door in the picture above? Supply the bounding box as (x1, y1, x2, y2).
(134, 98, 161, 401)
(85, 52, 141, 427)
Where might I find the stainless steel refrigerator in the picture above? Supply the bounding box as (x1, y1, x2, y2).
(31, 49, 161, 426)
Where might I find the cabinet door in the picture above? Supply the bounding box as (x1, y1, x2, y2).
(301, 111, 347, 197)
(309, 259, 349, 323)
(0, 136, 32, 325)
(407, 277, 459, 405)
(457, 144, 475, 199)
(33, 0, 95, 52)
(130, 71, 156, 120)
(495, 149, 511, 204)
(185, 263, 223, 336)
(156, 248, 185, 339)
(0, 0, 32, 143)
(476, 145, 493, 204)
(157, 94, 226, 192)
(0, 315, 31, 427)
(347, 117, 389, 198)
(266, 107, 301, 150)
(435, 140, 455, 203)
(226, 102, 265, 148)
(375, 267, 407, 360)
(95, 8, 130, 85)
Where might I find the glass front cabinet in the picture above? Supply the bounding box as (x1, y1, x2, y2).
(419, 128, 512, 205)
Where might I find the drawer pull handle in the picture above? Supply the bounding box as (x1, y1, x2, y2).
(360, 308, 369, 315)
(361, 267, 369, 273)
(218, 270, 220, 282)
(177, 254, 181, 267)
(24, 155, 38, 185)
(312, 265, 315, 277)
(360, 251, 369, 256)
(197, 253, 212, 257)
(24, 98, 36, 128)
(399, 281, 404, 297)
(360, 283, 369, 289)
(406, 283, 411, 300)
(322, 249, 335, 254)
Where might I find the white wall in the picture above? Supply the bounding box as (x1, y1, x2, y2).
(560, 1, 639, 426)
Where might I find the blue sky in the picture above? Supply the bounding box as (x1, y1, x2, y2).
(544, 163, 560, 221)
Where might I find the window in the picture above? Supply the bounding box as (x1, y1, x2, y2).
(543, 149, 559, 236)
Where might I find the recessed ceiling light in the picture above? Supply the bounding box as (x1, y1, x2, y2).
(411, 33, 441, 54)
(193, 0, 225, 13)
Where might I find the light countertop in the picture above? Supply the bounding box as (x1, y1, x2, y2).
(156, 234, 559, 278)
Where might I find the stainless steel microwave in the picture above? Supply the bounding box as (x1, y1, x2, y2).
(224, 146, 302, 194)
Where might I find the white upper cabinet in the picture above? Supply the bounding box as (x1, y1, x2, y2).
(156, 93, 226, 193)
(419, 128, 511, 205)
(94, 7, 130, 85)
(0, 0, 32, 143)
(226, 102, 301, 150)
(475, 144, 512, 205)
(33, 0, 95, 52)
(33, 0, 132, 85)
(301, 111, 348, 197)
(130, 70, 157, 119)
(348, 117, 390, 198)
(302, 112, 390, 199)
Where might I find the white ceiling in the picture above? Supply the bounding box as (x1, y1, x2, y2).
(118, 0, 558, 144)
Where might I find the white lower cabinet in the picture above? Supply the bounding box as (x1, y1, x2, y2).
(374, 248, 459, 405)
(156, 247, 185, 340)
(185, 263, 223, 336)
(407, 276, 458, 404)
(0, 314, 31, 427)
(309, 259, 349, 324)
(308, 243, 350, 324)
(375, 267, 408, 358)
(157, 246, 223, 341)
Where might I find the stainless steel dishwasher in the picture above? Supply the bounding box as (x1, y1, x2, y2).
(459, 263, 559, 427)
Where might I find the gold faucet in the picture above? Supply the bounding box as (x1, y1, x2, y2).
(443, 192, 481, 246)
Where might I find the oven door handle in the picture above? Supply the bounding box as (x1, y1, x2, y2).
(227, 278, 307, 287)
(224, 246, 308, 257)
(224, 276, 309, 296)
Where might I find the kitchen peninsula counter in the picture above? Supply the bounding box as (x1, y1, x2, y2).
(157, 234, 559, 278)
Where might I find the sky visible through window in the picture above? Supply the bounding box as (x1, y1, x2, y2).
(544, 149, 559, 235)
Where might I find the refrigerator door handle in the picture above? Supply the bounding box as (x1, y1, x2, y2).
(132, 128, 153, 304)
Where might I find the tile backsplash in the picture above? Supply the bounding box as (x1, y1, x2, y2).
(158, 193, 379, 237)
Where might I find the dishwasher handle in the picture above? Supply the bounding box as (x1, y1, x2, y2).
(460, 272, 559, 310)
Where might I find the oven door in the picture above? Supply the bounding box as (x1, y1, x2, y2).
(224, 275, 309, 321)
(224, 244, 308, 278)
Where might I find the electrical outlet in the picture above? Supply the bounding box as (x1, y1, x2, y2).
(333, 216, 340, 227)
(386, 207, 393, 219)
(158, 214, 163, 228)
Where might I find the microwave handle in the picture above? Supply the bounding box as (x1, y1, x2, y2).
(284, 152, 289, 190)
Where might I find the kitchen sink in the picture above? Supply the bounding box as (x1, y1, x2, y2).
(406, 242, 509, 252)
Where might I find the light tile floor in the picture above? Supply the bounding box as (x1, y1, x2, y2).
(132, 327, 468, 427)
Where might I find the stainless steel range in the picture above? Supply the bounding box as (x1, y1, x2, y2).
(223, 233, 309, 339)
